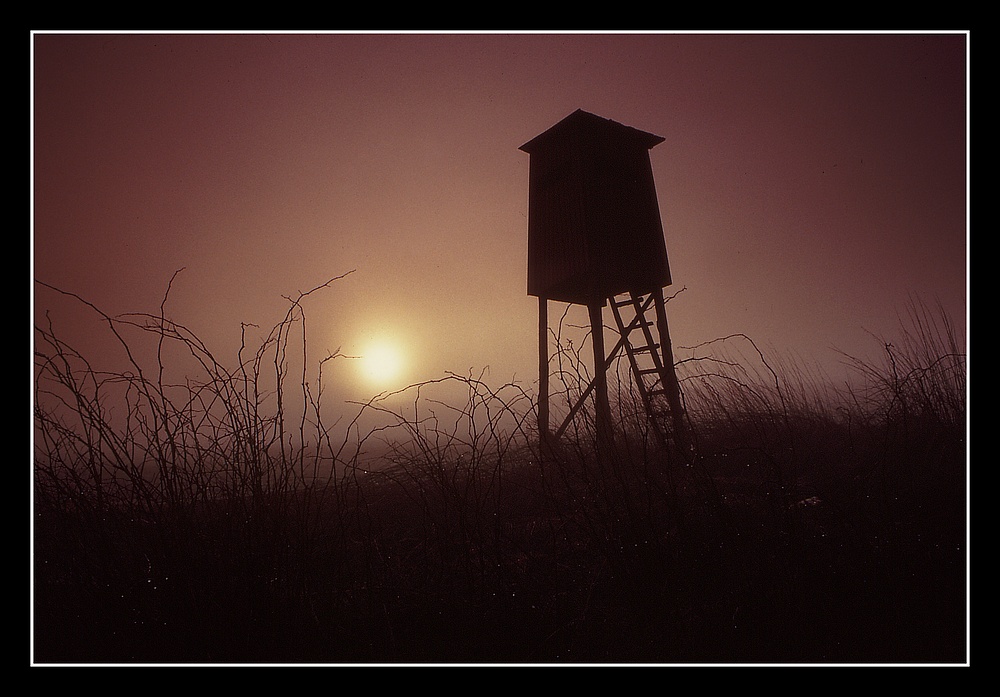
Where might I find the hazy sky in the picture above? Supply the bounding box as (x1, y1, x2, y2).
(32, 31, 968, 417)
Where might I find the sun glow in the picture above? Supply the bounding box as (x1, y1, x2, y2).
(358, 339, 406, 388)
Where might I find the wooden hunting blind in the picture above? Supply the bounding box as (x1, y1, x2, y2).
(520, 110, 688, 455)
(520, 109, 672, 306)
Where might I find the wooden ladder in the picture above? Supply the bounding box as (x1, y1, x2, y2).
(608, 290, 685, 451)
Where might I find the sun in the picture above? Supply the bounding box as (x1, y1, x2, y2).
(358, 339, 406, 388)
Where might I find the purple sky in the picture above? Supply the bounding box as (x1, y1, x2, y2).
(32, 31, 968, 417)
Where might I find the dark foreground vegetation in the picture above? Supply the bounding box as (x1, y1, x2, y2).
(33, 280, 967, 664)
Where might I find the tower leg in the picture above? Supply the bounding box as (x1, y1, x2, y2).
(538, 296, 550, 444)
(652, 288, 690, 457)
(589, 302, 613, 452)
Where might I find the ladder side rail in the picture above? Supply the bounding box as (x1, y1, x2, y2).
(609, 297, 658, 414)
(610, 293, 670, 448)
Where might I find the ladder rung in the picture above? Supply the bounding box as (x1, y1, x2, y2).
(623, 320, 655, 330)
(638, 367, 663, 376)
(631, 344, 660, 353)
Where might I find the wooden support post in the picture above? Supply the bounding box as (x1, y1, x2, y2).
(538, 296, 550, 444)
(652, 288, 690, 458)
(588, 302, 613, 452)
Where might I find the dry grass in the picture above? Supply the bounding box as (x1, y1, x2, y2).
(32, 280, 967, 664)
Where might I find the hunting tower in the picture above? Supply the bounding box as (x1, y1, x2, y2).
(520, 109, 687, 453)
